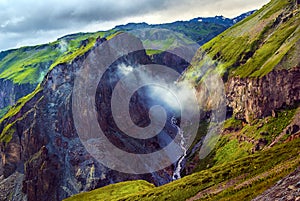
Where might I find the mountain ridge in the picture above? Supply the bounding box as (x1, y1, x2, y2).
(0, 11, 253, 121)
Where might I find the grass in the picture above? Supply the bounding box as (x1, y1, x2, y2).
(0, 31, 107, 85)
(0, 84, 43, 143)
(49, 38, 95, 69)
(64, 138, 300, 201)
(63, 180, 155, 201)
(262, 0, 291, 19)
(237, 21, 299, 77)
(0, 44, 61, 84)
(223, 117, 243, 131)
(240, 108, 296, 142)
(0, 84, 42, 124)
(188, 106, 296, 174)
(251, 24, 300, 76)
(122, 139, 300, 200)
(185, 0, 300, 80)
(145, 49, 164, 55)
(0, 123, 15, 143)
(0, 28, 122, 86)
(198, 155, 300, 201)
(214, 139, 252, 165)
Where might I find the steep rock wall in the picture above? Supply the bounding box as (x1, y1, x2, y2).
(0, 79, 35, 112)
(226, 67, 300, 122)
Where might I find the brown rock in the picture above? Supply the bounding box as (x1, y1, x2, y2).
(226, 67, 300, 122)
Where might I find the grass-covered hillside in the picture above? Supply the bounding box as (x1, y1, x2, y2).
(186, 106, 298, 174)
(64, 137, 300, 201)
(64, 180, 155, 201)
(184, 0, 299, 81)
(0, 31, 110, 85)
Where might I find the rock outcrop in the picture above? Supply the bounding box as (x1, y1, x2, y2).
(226, 67, 300, 122)
(252, 167, 300, 201)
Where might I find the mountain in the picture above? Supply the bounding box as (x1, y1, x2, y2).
(0, 12, 254, 201)
(184, 0, 300, 121)
(0, 13, 252, 121)
(115, 11, 256, 45)
(64, 0, 300, 200)
(0, 0, 299, 201)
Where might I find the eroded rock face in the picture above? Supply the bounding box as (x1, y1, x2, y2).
(226, 67, 300, 122)
(0, 79, 35, 112)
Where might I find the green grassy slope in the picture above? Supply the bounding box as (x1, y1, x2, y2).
(0, 44, 60, 84)
(64, 180, 155, 201)
(187, 106, 297, 173)
(184, 0, 299, 81)
(63, 137, 300, 201)
(0, 31, 107, 85)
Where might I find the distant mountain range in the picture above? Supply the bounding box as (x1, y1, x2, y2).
(114, 10, 256, 45)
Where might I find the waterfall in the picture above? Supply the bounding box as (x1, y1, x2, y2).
(171, 116, 187, 180)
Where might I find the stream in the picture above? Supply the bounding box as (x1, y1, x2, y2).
(171, 116, 187, 180)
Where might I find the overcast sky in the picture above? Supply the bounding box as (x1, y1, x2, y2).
(0, 0, 270, 51)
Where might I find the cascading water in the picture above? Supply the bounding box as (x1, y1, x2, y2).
(171, 116, 187, 180)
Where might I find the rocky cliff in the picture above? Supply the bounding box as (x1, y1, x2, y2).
(0, 33, 197, 200)
(0, 80, 35, 117)
(226, 67, 300, 122)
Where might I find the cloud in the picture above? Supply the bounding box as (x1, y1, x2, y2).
(0, 0, 269, 51)
(0, 0, 168, 33)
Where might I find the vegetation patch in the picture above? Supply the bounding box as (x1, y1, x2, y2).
(240, 108, 296, 142)
(65, 138, 300, 201)
(63, 180, 155, 201)
(184, 0, 299, 80)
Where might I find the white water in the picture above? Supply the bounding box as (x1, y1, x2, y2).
(171, 116, 187, 180)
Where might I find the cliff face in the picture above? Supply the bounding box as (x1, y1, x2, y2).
(0, 35, 193, 200)
(0, 79, 35, 115)
(226, 67, 300, 122)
